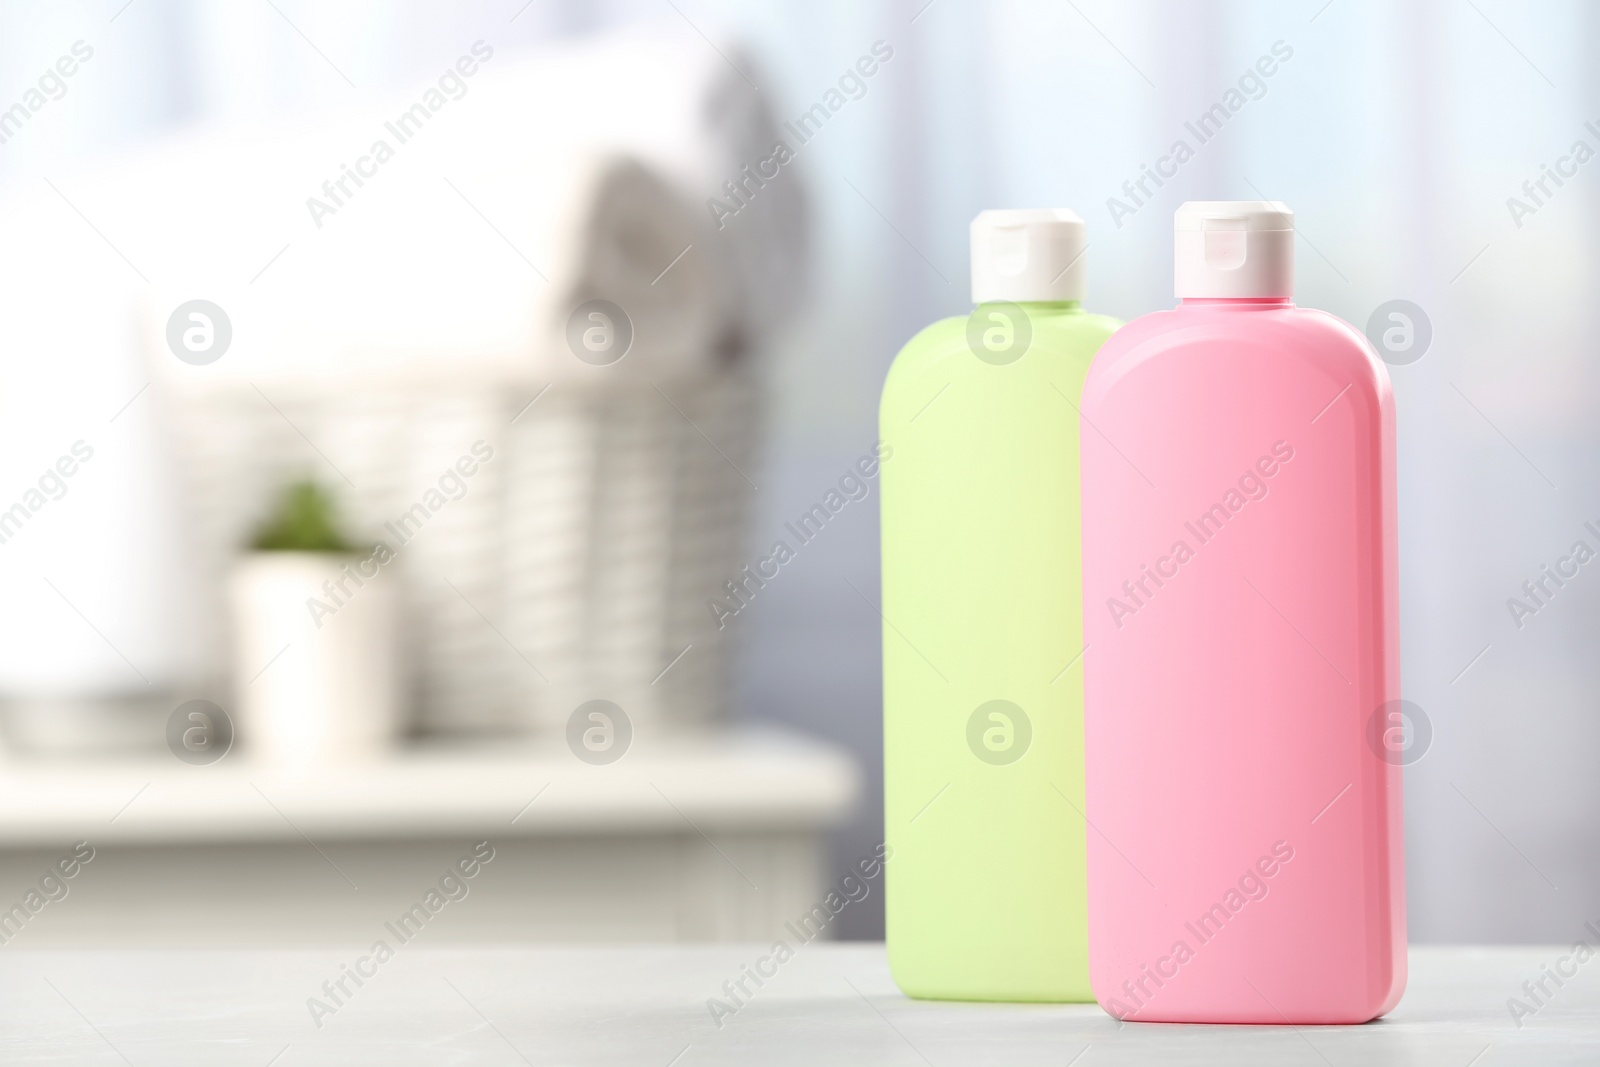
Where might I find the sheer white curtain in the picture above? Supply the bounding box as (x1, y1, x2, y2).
(722, 0, 1600, 942)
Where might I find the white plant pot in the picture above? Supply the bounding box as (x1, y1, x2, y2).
(229, 552, 400, 764)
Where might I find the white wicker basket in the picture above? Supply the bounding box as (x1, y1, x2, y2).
(161, 369, 757, 739)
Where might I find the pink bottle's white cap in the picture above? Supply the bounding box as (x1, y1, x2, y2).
(970, 209, 1087, 304)
(1174, 200, 1293, 299)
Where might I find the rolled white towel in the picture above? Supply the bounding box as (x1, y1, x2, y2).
(130, 141, 725, 391)
(453, 23, 810, 347)
(112, 25, 806, 390)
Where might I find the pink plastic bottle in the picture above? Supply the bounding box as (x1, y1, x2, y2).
(1080, 201, 1404, 1024)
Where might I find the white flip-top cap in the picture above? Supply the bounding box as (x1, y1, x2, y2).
(1175, 200, 1293, 299)
(971, 209, 1087, 304)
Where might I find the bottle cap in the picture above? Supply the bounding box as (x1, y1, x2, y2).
(1174, 200, 1293, 299)
(970, 209, 1087, 304)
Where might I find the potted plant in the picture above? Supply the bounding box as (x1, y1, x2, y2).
(229, 480, 399, 763)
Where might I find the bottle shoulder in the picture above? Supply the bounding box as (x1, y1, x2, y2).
(1086, 305, 1388, 405)
(884, 310, 1122, 389)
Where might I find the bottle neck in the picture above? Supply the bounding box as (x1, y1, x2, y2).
(1179, 297, 1293, 310)
(999, 300, 1082, 313)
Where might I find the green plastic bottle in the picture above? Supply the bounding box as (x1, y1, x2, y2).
(880, 209, 1119, 1001)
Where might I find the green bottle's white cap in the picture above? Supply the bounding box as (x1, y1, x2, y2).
(970, 209, 1087, 304)
(1175, 200, 1294, 299)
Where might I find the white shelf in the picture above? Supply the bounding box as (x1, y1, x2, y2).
(0, 726, 861, 846)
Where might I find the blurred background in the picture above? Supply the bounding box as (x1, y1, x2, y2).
(0, 0, 1592, 947)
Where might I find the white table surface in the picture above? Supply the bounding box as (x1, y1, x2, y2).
(0, 944, 1589, 1064)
